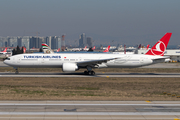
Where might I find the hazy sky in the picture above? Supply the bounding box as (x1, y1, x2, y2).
(0, 0, 180, 46)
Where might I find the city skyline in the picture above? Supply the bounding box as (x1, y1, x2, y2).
(0, 0, 180, 46)
(0, 36, 62, 50)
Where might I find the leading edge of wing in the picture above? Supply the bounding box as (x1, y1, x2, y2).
(151, 56, 170, 60)
(77, 57, 118, 66)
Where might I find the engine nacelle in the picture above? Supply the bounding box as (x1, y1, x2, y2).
(62, 63, 78, 72)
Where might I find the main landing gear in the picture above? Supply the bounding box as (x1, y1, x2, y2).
(84, 70, 95, 75)
(84, 66, 95, 75)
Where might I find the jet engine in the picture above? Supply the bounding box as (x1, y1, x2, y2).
(62, 63, 78, 72)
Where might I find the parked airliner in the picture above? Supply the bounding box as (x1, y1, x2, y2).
(4, 33, 172, 75)
(0, 48, 7, 55)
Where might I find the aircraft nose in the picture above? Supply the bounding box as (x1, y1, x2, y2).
(3, 59, 9, 65)
(3, 60, 7, 64)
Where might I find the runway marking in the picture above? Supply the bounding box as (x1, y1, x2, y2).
(0, 112, 180, 115)
(0, 104, 180, 106)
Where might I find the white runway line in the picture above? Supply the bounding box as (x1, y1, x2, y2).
(0, 112, 180, 115)
(0, 104, 180, 106)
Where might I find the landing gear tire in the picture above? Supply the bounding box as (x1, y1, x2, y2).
(84, 70, 95, 75)
(84, 71, 88, 75)
(90, 71, 95, 75)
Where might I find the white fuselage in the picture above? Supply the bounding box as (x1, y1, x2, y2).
(4, 53, 166, 69)
(0, 52, 7, 55)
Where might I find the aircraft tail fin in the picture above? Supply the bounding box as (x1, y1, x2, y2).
(23, 47, 26, 53)
(92, 46, 95, 50)
(103, 45, 110, 52)
(57, 48, 60, 52)
(84, 46, 87, 50)
(145, 33, 172, 56)
(2, 48, 7, 52)
(146, 44, 150, 50)
(42, 43, 54, 54)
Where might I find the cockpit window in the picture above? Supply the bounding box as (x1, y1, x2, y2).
(6, 58, 10, 60)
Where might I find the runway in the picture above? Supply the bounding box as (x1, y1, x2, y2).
(1, 72, 180, 77)
(0, 101, 179, 120)
(1, 61, 180, 68)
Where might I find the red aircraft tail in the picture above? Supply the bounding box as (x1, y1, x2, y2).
(83, 46, 87, 50)
(145, 33, 172, 56)
(146, 44, 150, 50)
(103, 45, 110, 52)
(57, 48, 60, 52)
(23, 47, 26, 53)
(92, 46, 95, 50)
(2, 48, 7, 52)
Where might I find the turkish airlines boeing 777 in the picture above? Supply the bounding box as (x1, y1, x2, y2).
(4, 33, 172, 75)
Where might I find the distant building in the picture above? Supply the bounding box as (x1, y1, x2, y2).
(45, 36, 52, 48)
(29, 36, 43, 49)
(22, 36, 30, 50)
(87, 37, 93, 47)
(8, 37, 17, 47)
(0, 37, 8, 47)
(17, 37, 22, 47)
(38, 37, 43, 48)
(79, 33, 86, 48)
(57, 37, 61, 51)
(51, 36, 58, 49)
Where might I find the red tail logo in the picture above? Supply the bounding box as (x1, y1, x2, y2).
(145, 33, 172, 56)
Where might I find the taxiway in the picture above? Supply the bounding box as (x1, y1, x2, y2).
(1, 61, 180, 68)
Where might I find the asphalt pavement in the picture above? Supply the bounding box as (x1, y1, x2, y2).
(0, 101, 179, 120)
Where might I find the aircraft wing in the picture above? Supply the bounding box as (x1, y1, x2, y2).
(152, 56, 170, 60)
(151, 56, 170, 63)
(77, 58, 117, 67)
